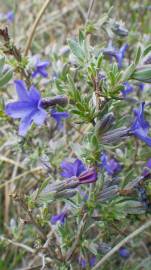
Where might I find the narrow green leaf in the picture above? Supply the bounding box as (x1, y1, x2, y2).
(143, 44, 151, 56)
(68, 39, 85, 62)
(134, 46, 142, 65)
(0, 56, 5, 75)
(0, 69, 13, 88)
(121, 63, 135, 81)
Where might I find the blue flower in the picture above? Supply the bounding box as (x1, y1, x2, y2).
(51, 108, 69, 129)
(5, 80, 47, 136)
(61, 159, 86, 178)
(78, 255, 96, 268)
(119, 247, 130, 258)
(78, 256, 87, 268)
(6, 11, 14, 23)
(61, 159, 97, 184)
(138, 83, 145, 91)
(122, 82, 133, 96)
(51, 212, 67, 225)
(131, 102, 151, 147)
(100, 152, 121, 175)
(0, 11, 14, 23)
(89, 256, 96, 267)
(103, 41, 128, 68)
(31, 55, 50, 78)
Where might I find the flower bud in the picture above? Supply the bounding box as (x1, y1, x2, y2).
(95, 113, 115, 137)
(78, 168, 97, 184)
(111, 22, 128, 37)
(54, 189, 77, 199)
(40, 95, 68, 108)
(131, 65, 151, 83)
(97, 185, 119, 202)
(102, 127, 130, 144)
(51, 178, 79, 192)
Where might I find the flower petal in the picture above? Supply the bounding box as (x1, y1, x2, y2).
(61, 161, 77, 178)
(38, 68, 48, 78)
(32, 108, 47, 125)
(14, 80, 29, 101)
(29, 85, 41, 103)
(18, 110, 36, 136)
(37, 61, 50, 68)
(60, 159, 86, 178)
(134, 129, 151, 147)
(5, 101, 33, 119)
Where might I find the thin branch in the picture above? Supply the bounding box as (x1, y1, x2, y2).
(92, 219, 151, 270)
(0, 236, 35, 253)
(85, 0, 95, 24)
(66, 213, 87, 261)
(0, 236, 52, 265)
(0, 167, 43, 190)
(24, 0, 51, 56)
(19, 198, 46, 241)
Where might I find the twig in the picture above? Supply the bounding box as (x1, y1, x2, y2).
(0, 236, 52, 265)
(24, 0, 51, 56)
(18, 198, 46, 241)
(0, 236, 35, 253)
(85, 0, 95, 24)
(66, 213, 87, 261)
(92, 219, 151, 270)
(0, 167, 43, 190)
(0, 155, 24, 169)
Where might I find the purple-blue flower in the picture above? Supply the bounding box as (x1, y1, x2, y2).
(78, 256, 87, 268)
(0, 11, 14, 23)
(51, 108, 69, 129)
(100, 152, 121, 175)
(61, 159, 86, 178)
(61, 159, 97, 184)
(6, 11, 14, 23)
(131, 102, 151, 147)
(138, 83, 145, 91)
(89, 256, 96, 267)
(31, 55, 50, 78)
(78, 255, 96, 268)
(51, 212, 67, 225)
(5, 80, 47, 136)
(103, 41, 128, 68)
(119, 247, 130, 258)
(122, 82, 133, 96)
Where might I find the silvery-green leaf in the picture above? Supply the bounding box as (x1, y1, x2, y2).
(68, 39, 85, 62)
(0, 69, 13, 88)
(131, 65, 151, 83)
(134, 45, 142, 65)
(0, 56, 5, 75)
(121, 63, 135, 81)
(143, 44, 151, 56)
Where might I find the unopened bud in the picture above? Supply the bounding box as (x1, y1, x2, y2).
(40, 95, 68, 108)
(78, 168, 97, 184)
(131, 65, 151, 83)
(111, 22, 128, 37)
(55, 189, 77, 199)
(102, 127, 130, 144)
(95, 113, 115, 136)
(97, 185, 119, 202)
